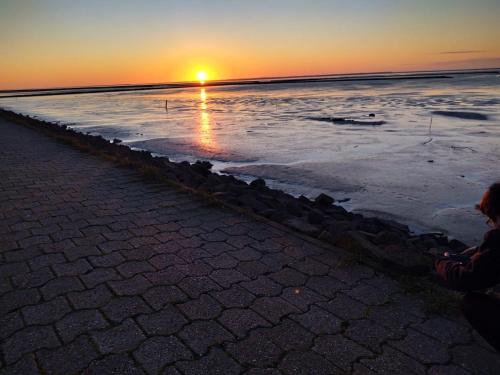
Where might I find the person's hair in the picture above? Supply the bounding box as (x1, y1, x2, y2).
(477, 182, 500, 222)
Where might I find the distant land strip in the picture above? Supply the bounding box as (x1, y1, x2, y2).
(0, 69, 498, 99)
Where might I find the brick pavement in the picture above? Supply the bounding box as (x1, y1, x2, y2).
(1, 117, 499, 374)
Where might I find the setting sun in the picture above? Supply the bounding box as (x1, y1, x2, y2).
(196, 71, 208, 84)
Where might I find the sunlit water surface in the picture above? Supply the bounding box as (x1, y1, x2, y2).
(2, 73, 499, 244)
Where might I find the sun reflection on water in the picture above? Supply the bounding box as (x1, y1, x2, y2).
(198, 88, 217, 151)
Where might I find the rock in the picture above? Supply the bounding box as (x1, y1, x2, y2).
(298, 195, 311, 204)
(334, 231, 430, 274)
(192, 161, 213, 176)
(356, 218, 384, 234)
(368, 113, 376, 117)
(315, 193, 335, 206)
(283, 218, 321, 237)
(250, 178, 266, 189)
(308, 211, 325, 225)
(285, 201, 303, 217)
(373, 230, 406, 246)
(238, 193, 269, 213)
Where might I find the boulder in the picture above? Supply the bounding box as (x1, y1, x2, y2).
(250, 178, 266, 189)
(315, 193, 335, 206)
(334, 231, 430, 274)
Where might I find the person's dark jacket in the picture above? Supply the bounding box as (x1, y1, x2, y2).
(435, 229, 500, 291)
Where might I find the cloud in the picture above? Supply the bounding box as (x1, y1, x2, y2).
(439, 50, 485, 55)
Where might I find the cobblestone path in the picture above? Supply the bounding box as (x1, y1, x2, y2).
(1, 117, 499, 374)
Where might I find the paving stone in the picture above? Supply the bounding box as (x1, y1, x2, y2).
(278, 350, 342, 375)
(0, 311, 24, 340)
(367, 303, 422, 337)
(318, 293, 368, 320)
(204, 253, 239, 269)
(225, 330, 283, 368)
(0, 289, 41, 314)
(11, 267, 54, 288)
(269, 267, 307, 287)
(22, 296, 71, 325)
(251, 296, 300, 324)
(40, 276, 85, 300)
(99, 240, 133, 254)
(344, 282, 390, 305)
(218, 308, 271, 337)
(412, 316, 471, 346)
(0, 354, 40, 375)
(2, 325, 60, 364)
(143, 285, 188, 309)
(108, 274, 152, 296)
(179, 320, 234, 355)
(178, 276, 222, 298)
(0, 262, 29, 278)
(176, 247, 212, 263)
(117, 261, 155, 278)
(329, 264, 374, 285)
(63, 245, 102, 261)
(211, 284, 255, 308)
(136, 306, 188, 336)
(4, 247, 42, 262)
(81, 268, 122, 288)
(83, 353, 144, 375)
(52, 259, 92, 276)
(313, 334, 373, 372)
(269, 319, 315, 351)
(148, 253, 184, 269)
(28, 253, 66, 270)
(175, 261, 213, 277)
(36, 336, 100, 375)
(134, 336, 192, 374)
(305, 275, 347, 298)
(178, 294, 222, 320)
(210, 269, 249, 288)
(176, 348, 241, 375)
(241, 276, 283, 297)
(280, 286, 327, 311)
(67, 284, 114, 309)
(202, 242, 235, 256)
(344, 319, 401, 352)
(244, 369, 282, 375)
(260, 253, 295, 271)
(451, 344, 500, 374)
(289, 257, 330, 275)
(230, 247, 262, 261)
(55, 309, 108, 343)
(144, 267, 185, 286)
(428, 364, 472, 375)
(92, 319, 146, 354)
(361, 345, 426, 374)
(88, 252, 126, 267)
(102, 296, 152, 323)
(291, 305, 342, 335)
(237, 260, 274, 278)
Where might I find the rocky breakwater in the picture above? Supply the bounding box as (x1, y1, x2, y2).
(1, 109, 467, 276)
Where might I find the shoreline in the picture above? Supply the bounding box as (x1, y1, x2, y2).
(0, 108, 468, 275)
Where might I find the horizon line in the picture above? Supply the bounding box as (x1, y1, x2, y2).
(0, 67, 498, 97)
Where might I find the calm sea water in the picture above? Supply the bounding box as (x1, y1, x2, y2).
(1, 73, 499, 244)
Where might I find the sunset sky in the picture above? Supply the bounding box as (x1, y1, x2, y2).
(1, 0, 499, 90)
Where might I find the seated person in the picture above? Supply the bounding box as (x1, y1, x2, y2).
(435, 182, 500, 352)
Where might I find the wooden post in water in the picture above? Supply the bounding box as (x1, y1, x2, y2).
(165, 100, 168, 112)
